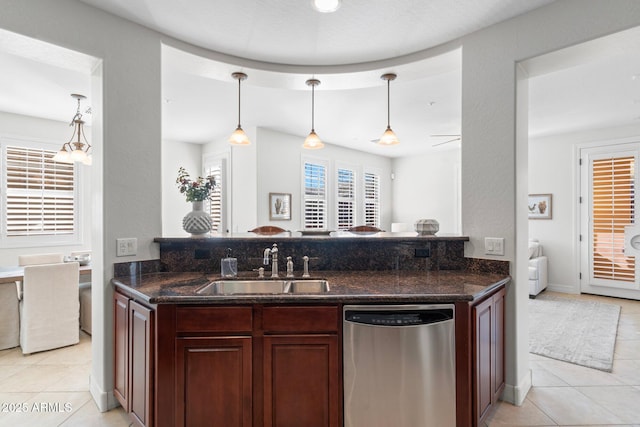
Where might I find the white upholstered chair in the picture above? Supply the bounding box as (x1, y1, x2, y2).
(19, 261, 80, 354)
(528, 240, 548, 298)
(18, 253, 64, 266)
(0, 282, 20, 350)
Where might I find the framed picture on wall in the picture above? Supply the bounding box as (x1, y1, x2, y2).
(528, 194, 552, 219)
(269, 193, 291, 220)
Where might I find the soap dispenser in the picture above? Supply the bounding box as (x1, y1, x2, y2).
(221, 248, 238, 278)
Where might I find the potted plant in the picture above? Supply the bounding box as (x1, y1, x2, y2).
(176, 167, 217, 236)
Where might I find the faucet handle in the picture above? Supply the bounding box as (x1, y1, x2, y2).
(302, 255, 310, 278)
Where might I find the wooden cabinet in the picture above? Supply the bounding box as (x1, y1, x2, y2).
(262, 306, 341, 427)
(152, 304, 341, 427)
(455, 285, 506, 427)
(114, 291, 154, 427)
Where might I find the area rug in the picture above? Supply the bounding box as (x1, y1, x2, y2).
(528, 293, 620, 372)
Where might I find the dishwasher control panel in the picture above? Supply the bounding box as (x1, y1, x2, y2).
(344, 308, 453, 326)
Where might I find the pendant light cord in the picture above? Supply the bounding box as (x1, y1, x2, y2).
(311, 83, 315, 131)
(386, 78, 391, 129)
(237, 77, 242, 128)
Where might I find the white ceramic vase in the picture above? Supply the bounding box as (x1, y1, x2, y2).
(182, 201, 212, 237)
(414, 219, 439, 235)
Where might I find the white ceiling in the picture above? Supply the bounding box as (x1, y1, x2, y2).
(1, 1, 640, 158)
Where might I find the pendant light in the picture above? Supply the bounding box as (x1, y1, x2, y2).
(303, 78, 324, 150)
(53, 94, 92, 165)
(378, 73, 400, 146)
(312, 0, 341, 13)
(229, 72, 251, 145)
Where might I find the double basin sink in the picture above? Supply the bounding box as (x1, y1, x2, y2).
(197, 278, 330, 295)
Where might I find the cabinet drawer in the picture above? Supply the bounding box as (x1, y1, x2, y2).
(263, 306, 339, 333)
(176, 306, 252, 333)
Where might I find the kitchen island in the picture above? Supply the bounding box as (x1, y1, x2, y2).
(113, 265, 509, 427)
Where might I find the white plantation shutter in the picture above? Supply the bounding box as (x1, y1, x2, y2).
(5, 145, 76, 236)
(204, 164, 223, 233)
(364, 172, 380, 227)
(337, 168, 355, 229)
(304, 161, 327, 229)
(592, 156, 635, 282)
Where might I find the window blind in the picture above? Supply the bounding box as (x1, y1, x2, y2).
(5, 145, 76, 236)
(592, 156, 635, 282)
(204, 164, 223, 233)
(337, 168, 355, 230)
(364, 172, 380, 228)
(304, 162, 327, 229)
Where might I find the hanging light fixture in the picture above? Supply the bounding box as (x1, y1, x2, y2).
(229, 72, 251, 145)
(53, 94, 92, 165)
(303, 78, 324, 150)
(378, 73, 400, 146)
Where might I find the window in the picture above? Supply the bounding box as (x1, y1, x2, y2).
(364, 172, 380, 228)
(203, 154, 227, 234)
(337, 168, 355, 230)
(303, 161, 327, 229)
(2, 140, 78, 244)
(591, 155, 635, 282)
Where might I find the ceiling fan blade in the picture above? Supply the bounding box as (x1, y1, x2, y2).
(432, 137, 461, 147)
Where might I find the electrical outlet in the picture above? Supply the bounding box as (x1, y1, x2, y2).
(484, 237, 505, 256)
(116, 238, 137, 257)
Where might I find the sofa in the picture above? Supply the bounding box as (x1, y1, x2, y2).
(529, 239, 548, 298)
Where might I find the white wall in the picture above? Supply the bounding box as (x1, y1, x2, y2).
(161, 139, 202, 237)
(255, 127, 393, 231)
(529, 123, 640, 293)
(0, 111, 92, 265)
(392, 149, 460, 234)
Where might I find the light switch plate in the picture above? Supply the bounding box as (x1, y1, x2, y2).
(116, 238, 137, 257)
(484, 237, 505, 256)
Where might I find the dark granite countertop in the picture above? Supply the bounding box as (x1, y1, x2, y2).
(112, 270, 510, 305)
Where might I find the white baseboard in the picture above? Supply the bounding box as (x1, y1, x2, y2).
(89, 374, 121, 412)
(547, 282, 579, 294)
(500, 368, 532, 406)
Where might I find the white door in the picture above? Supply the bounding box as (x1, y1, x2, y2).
(580, 142, 640, 299)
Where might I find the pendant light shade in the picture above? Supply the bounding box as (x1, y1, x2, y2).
(229, 72, 250, 145)
(53, 94, 92, 165)
(303, 78, 324, 150)
(378, 73, 399, 146)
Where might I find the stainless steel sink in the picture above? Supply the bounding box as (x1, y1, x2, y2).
(287, 279, 330, 294)
(196, 279, 329, 295)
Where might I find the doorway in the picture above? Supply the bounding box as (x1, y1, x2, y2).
(579, 141, 640, 300)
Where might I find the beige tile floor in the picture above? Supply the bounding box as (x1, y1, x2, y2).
(487, 291, 640, 427)
(0, 291, 637, 427)
(0, 331, 130, 427)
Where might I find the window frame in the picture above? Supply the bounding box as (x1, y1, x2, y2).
(301, 157, 330, 230)
(335, 164, 357, 230)
(1, 136, 82, 248)
(203, 152, 229, 235)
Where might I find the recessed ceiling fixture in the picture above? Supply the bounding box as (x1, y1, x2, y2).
(378, 73, 399, 146)
(303, 78, 324, 150)
(53, 94, 92, 165)
(311, 0, 341, 13)
(229, 72, 250, 145)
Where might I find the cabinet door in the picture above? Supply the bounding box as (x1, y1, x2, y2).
(263, 335, 340, 427)
(129, 300, 154, 427)
(114, 292, 129, 411)
(175, 337, 252, 427)
(474, 296, 494, 424)
(492, 288, 506, 402)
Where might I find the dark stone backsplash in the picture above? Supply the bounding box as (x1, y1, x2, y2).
(119, 236, 510, 277)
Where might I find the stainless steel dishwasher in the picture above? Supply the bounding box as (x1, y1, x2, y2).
(343, 304, 456, 427)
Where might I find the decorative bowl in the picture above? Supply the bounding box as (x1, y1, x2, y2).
(414, 219, 439, 235)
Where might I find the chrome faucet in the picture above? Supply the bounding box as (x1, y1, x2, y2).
(263, 243, 279, 277)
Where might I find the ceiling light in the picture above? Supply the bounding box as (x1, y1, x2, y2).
(303, 78, 324, 150)
(229, 72, 250, 145)
(378, 73, 399, 146)
(312, 0, 341, 13)
(53, 94, 92, 165)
